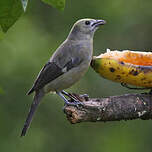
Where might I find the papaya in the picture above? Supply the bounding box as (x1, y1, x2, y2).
(91, 49, 152, 88)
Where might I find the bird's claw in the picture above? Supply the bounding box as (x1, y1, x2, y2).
(79, 94, 89, 101)
(73, 100, 84, 107)
(65, 100, 84, 107)
(79, 94, 89, 98)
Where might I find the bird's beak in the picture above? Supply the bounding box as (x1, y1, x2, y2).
(92, 20, 106, 27)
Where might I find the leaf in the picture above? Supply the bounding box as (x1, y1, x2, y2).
(0, 0, 24, 33)
(42, 0, 65, 10)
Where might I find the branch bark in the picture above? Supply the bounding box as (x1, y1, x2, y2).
(63, 93, 152, 124)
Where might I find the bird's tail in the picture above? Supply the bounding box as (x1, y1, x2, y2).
(21, 90, 44, 137)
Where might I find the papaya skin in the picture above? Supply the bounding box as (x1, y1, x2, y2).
(91, 57, 152, 88)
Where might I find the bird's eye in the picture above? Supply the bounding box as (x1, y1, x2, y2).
(85, 21, 91, 25)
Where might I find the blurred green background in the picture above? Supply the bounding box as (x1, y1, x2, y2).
(0, 0, 152, 151)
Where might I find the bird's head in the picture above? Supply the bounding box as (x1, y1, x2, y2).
(68, 18, 106, 40)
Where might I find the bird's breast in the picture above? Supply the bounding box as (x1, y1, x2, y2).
(44, 59, 90, 93)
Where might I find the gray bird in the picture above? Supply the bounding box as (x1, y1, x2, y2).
(21, 18, 106, 136)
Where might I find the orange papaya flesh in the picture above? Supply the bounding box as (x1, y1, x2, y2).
(98, 50, 152, 66)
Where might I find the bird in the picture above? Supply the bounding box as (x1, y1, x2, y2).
(21, 18, 106, 136)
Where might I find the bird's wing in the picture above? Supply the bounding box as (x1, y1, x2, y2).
(27, 57, 82, 95)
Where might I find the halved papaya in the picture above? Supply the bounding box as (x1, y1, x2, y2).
(91, 49, 152, 87)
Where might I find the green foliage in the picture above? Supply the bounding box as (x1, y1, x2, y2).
(0, 0, 64, 38)
(42, 0, 65, 10)
(0, 0, 24, 33)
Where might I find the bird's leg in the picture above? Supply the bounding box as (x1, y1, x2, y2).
(61, 90, 86, 104)
(56, 91, 83, 106)
(79, 94, 89, 100)
(61, 90, 78, 100)
(62, 90, 89, 101)
(62, 90, 89, 99)
(61, 90, 72, 97)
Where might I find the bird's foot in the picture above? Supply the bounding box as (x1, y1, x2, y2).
(62, 100, 84, 113)
(79, 94, 89, 98)
(61, 90, 89, 101)
(65, 100, 84, 107)
(79, 94, 89, 101)
(56, 91, 84, 107)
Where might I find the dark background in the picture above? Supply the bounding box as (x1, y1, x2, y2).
(0, 0, 152, 151)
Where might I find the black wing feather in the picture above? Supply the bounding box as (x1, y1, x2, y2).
(27, 57, 82, 95)
(27, 62, 63, 95)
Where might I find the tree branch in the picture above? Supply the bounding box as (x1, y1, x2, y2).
(63, 93, 152, 123)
